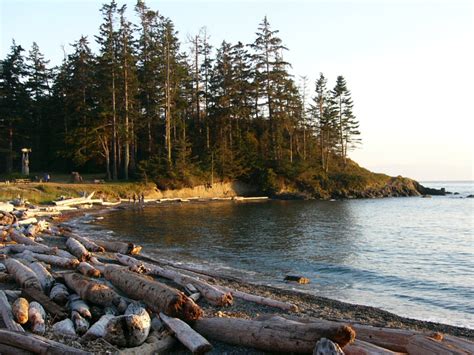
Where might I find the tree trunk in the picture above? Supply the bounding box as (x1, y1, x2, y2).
(65, 237, 90, 261)
(165, 35, 172, 165)
(4, 258, 42, 290)
(104, 265, 203, 321)
(0, 291, 25, 332)
(159, 313, 212, 354)
(194, 317, 355, 353)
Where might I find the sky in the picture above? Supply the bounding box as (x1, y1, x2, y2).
(1, 0, 473, 181)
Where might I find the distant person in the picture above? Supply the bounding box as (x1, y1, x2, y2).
(44, 173, 50, 182)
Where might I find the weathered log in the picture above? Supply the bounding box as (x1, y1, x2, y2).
(4, 244, 57, 255)
(220, 285, 298, 312)
(313, 338, 344, 354)
(104, 265, 202, 321)
(61, 231, 105, 252)
(344, 339, 404, 355)
(406, 334, 474, 355)
(55, 249, 77, 259)
(12, 297, 29, 324)
(82, 314, 115, 340)
(194, 317, 355, 352)
(29, 262, 55, 294)
(263, 313, 422, 353)
(0, 290, 25, 332)
(64, 273, 127, 310)
(117, 331, 177, 355)
(72, 310, 90, 335)
(89, 256, 106, 273)
(77, 262, 101, 278)
(22, 287, 68, 320)
(66, 238, 90, 261)
(443, 335, 474, 354)
(4, 258, 42, 290)
(98, 240, 142, 255)
(17, 217, 38, 225)
(52, 318, 77, 338)
(68, 294, 92, 318)
(27, 252, 80, 269)
(104, 303, 151, 347)
(8, 229, 40, 246)
(0, 329, 89, 354)
(54, 192, 95, 206)
(117, 254, 232, 307)
(28, 301, 46, 335)
(159, 312, 212, 354)
(49, 283, 69, 306)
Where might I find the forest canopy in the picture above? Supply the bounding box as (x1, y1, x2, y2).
(0, 0, 361, 192)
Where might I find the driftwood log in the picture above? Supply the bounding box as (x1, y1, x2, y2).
(68, 294, 92, 318)
(25, 252, 80, 269)
(66, 238, 91, 261)
(159, 312, 212, 354)
(0, 290, 25, 332)
(29, 262, 55, 293)
(61, 231, 105, 253)
(104, 265, 202, 321)
(116, 254, 232, 307)
(4, 258, 42, 290)
(0, 329, 89, 354)
(72, 311, 90, 335)
(52, 318, 77, 338)
(77, 262, 101, 278)
(97, 240, 141, 255)
(64, 273, 127, 311)
(82, 314, 115, 340)
(194, 317, 355, 353)
(12, 297, 29, 324)
(4, 244, 57, 255)
(344, 339, 404, 354)
(28, 301, 46, 335)
(406, 334, 474, 355)
(8, 229, 40, 246)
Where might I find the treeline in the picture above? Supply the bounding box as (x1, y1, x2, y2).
(0, 0, 360, 189)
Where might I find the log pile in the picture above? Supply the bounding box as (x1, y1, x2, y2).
(1, 202, 473, 354)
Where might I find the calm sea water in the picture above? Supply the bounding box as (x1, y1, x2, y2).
(80, 181, 474, 328)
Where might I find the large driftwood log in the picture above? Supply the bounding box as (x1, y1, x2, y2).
(61, 231, 105, 252)
(54, 192, 95, 206)
(104, 265, 202, 321)
(22, 287, 68, 320)
(26, 252, 80, 269)
(406, 334, 474, 355)
(66, 238, 90, 261)
(4, 258, 42, 290)
(0, 290, 25, 332)
(160, 312, 212, 354)
(4, 244, 57, 255)
(8, 229, 40, 246)
(77, 262, 101, 278)
(117, 254, 232, 307)
(12, 297, 29, 324)
(104, 303, 151, 347)
(0, 329, 89, 354)
(97, 240, 141, 255)
(64, 273, 127, 310)
(29, 262, 55, 293)
(194, 317, 355, 353)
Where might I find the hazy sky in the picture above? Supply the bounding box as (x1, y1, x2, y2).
(1, 0, 473, 181)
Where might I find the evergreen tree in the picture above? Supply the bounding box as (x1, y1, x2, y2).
(332, 75, 360, 165)
(0, 41, 29, 173)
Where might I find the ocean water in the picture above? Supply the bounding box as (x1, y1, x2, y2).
(83, 181, 474, 328)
